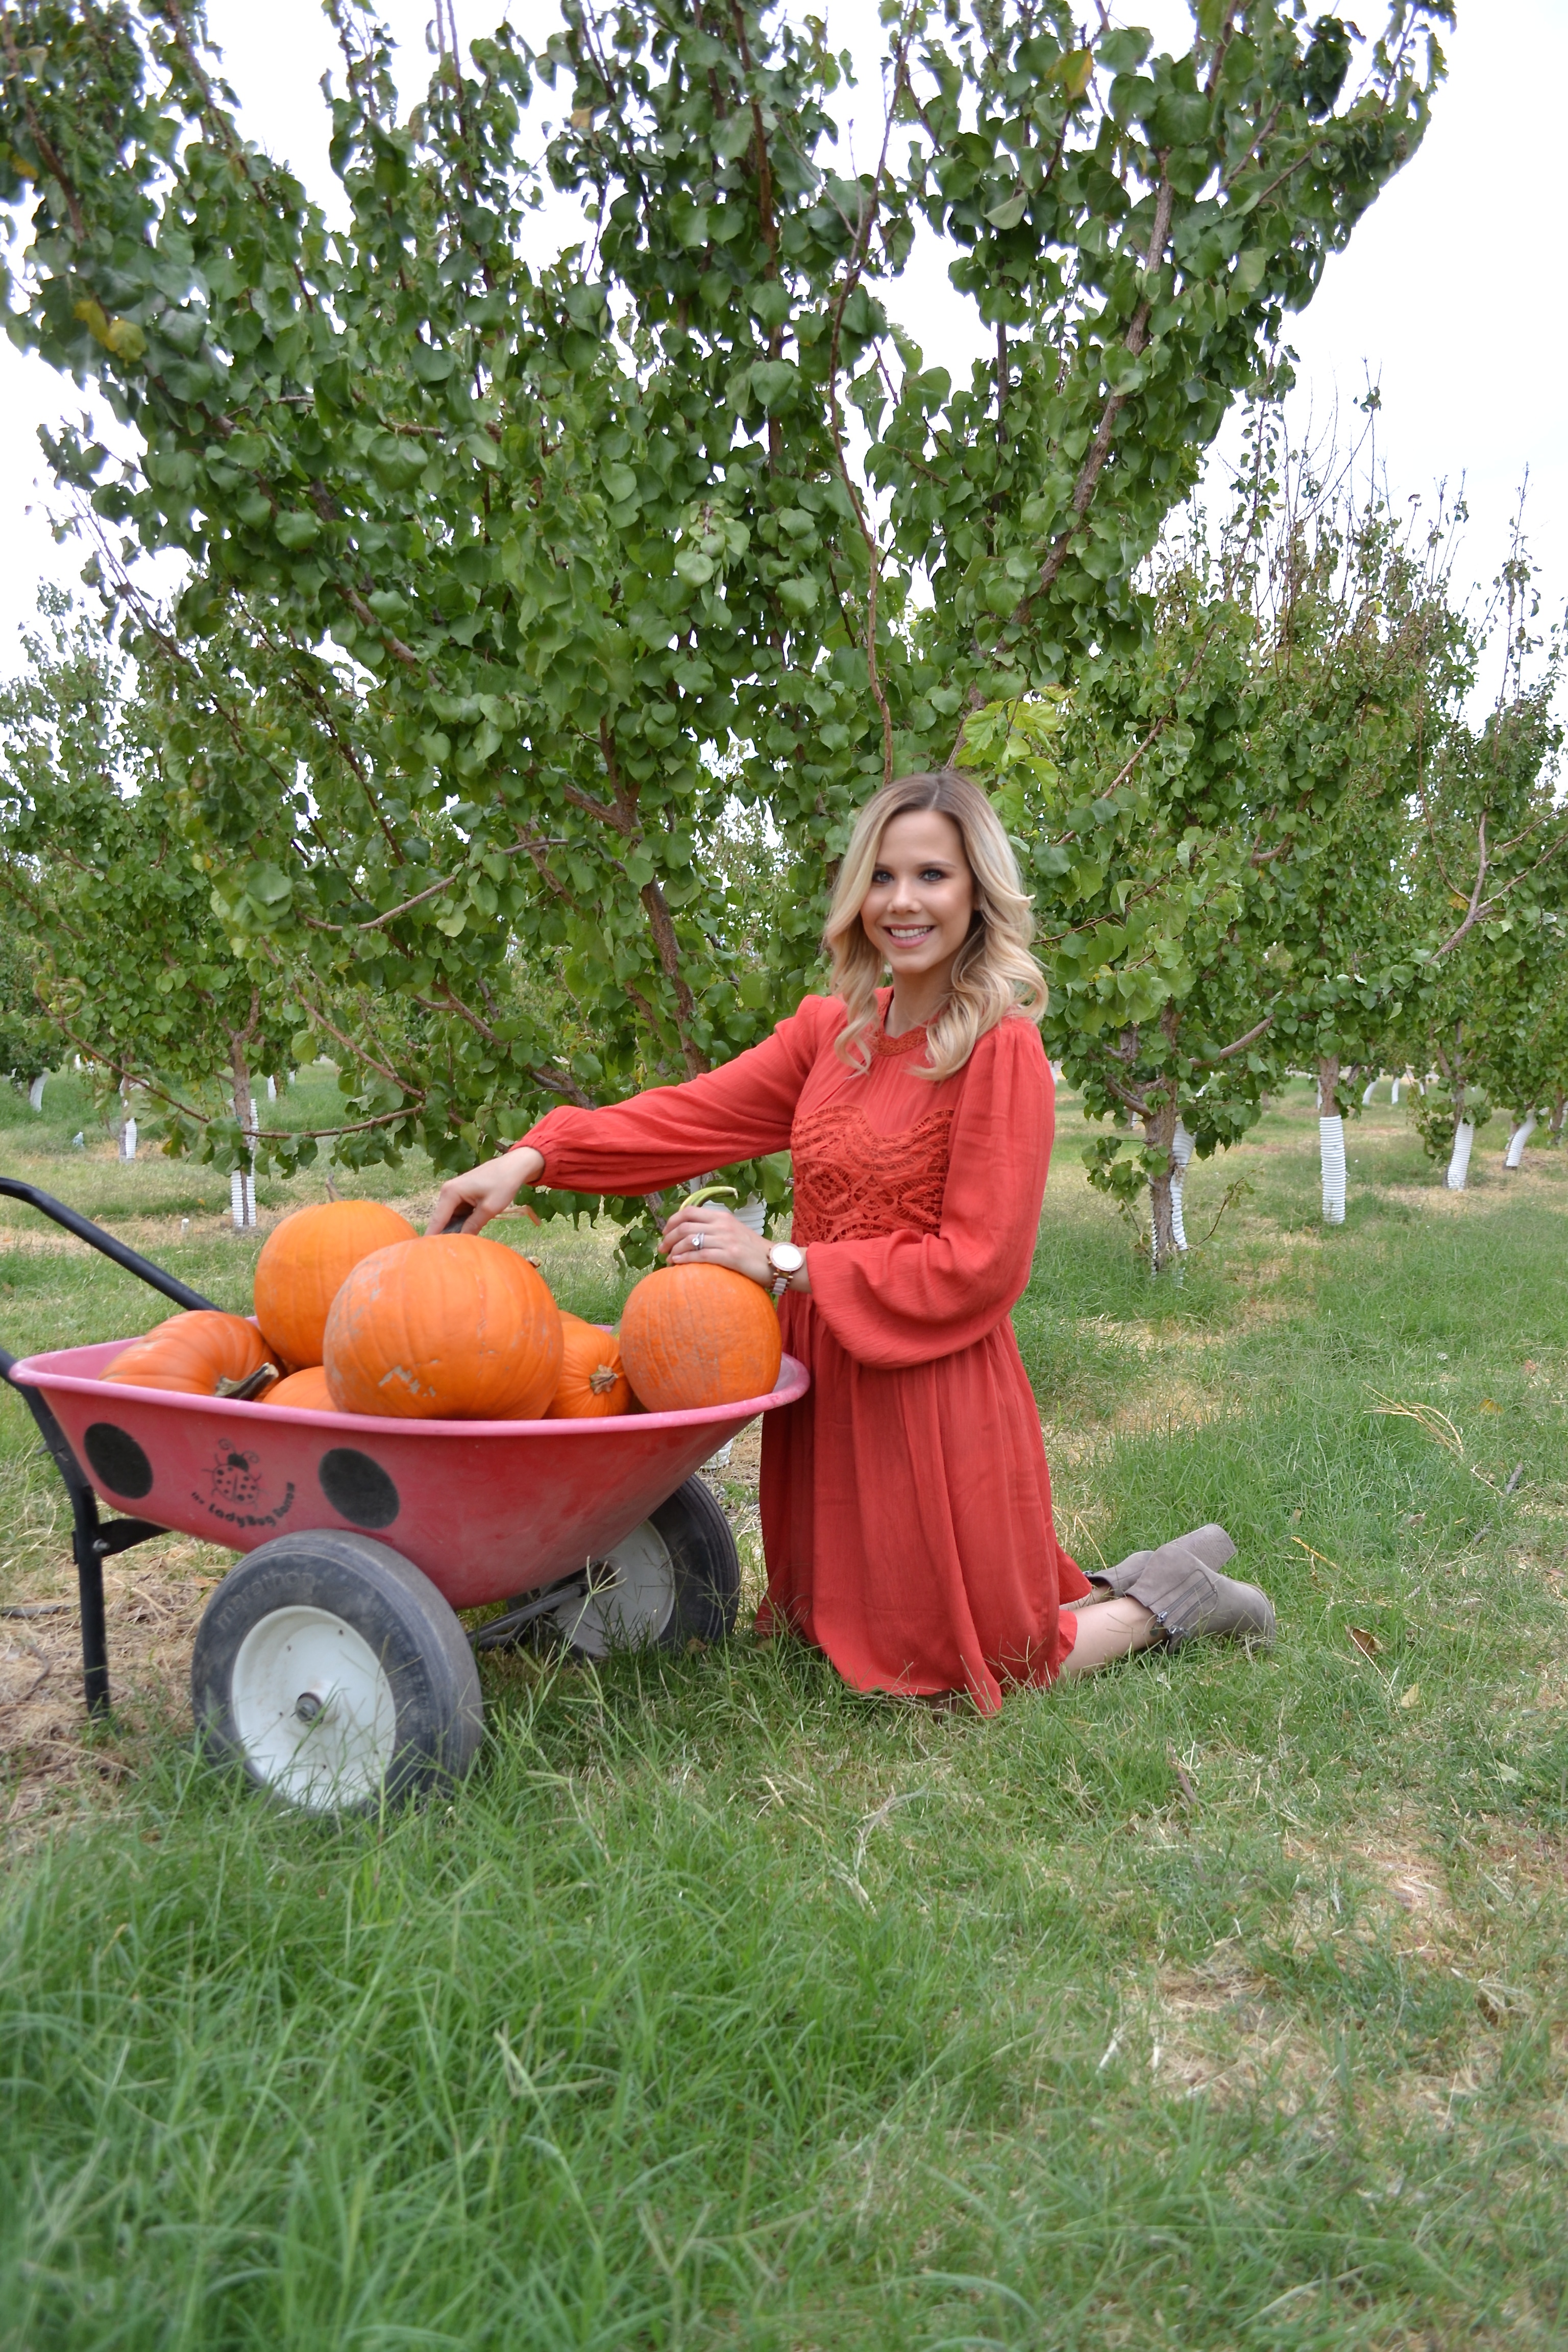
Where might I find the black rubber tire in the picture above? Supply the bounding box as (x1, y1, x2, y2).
(191, 1529, 483, 1814)
(650, 1474, 743, 1646)
(530, 1474, 741, 1658)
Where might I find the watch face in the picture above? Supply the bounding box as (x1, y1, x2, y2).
(770, 1242, 805, 1275)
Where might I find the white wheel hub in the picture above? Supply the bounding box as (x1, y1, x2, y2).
(543, 1519, 677, 1657)
(230, 1603, 398, 1810)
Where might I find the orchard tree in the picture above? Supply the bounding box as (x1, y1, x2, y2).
(1396, 680, 1566, 1189)
(0, 591, 298, 1188)
(959, 501, 1455, 1267)
(1482, 910, 1568, 1171)
(0, 0, 1449, 1241)
(1239, 460, 1470, 1223)
(0, 920, 48, 1095)
(958, 580, 1285, 1268)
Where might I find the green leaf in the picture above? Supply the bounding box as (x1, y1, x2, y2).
(777, 575, 820, 617)
(749, 359, 798, 411)
(1096, 27, 1150, 72)
(274, 511, 321, 550)
(245, 862, 292, 907)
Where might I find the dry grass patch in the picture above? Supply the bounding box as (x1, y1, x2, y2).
(1044, 1373, 1233, 1471)
(1090, 1954, 1332, 2115)
(0, 1541, 226, 1853)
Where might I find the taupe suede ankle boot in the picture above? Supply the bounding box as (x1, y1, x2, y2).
(1088, 1523, 1275, 1648)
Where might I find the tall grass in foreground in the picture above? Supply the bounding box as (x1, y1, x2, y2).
(2, 1087, 1566, 2348)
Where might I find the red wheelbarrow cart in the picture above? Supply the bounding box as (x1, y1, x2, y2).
(1, 1178, 807, 1814)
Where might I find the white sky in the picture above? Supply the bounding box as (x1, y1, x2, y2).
(0, 0, 1560, 700)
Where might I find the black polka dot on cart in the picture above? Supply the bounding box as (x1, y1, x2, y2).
(317, 1448, 400, 1530)
(84, 1422, 154, 1500)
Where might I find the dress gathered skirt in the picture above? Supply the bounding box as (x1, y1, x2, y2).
(522, 991, 1089, 1710)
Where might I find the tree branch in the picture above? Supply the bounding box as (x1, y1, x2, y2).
(1211, 1009, 1277, 1060)
(1033, 170, 1174, 603)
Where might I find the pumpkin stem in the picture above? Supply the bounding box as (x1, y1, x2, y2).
(219, 1362, 280, 1401)
(588, 1363, 618, 1394)
(680, 1184, 738, 1211)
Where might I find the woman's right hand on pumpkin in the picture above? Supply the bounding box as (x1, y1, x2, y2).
(428, 1147, 544, 1237)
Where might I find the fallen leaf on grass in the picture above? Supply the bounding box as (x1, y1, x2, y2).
(1398, 1683, 1421, 1709)
(1348, 1627, 1383, 1658)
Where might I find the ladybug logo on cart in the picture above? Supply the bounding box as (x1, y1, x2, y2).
(193, 1446, 296, 1531)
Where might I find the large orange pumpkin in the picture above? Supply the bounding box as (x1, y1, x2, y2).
(323, 1235, 563, 1419)
(618, 1265, 781, 1413)
(259, 1364, 337, 1412)
(545, 1313, 633, 1419)
(253, 1198, 417, 1370)
(101, 1311, 276, 1398)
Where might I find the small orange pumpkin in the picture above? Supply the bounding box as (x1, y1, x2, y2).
(545, 1313, 633, 1419)
(259, 1364, 337, 1412)
(253, 1197, 418, 1371)
(101, 1311, 277, 1398)
(324, 1234, 564, 1419)
(618, 1265, 781, 1414)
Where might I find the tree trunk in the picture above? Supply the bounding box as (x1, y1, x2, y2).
(1504, 1110, 1537, 1169)
(1317, 1056, 1346, 1224)
(28, 1072, 46, 1112)
(1361, 1074, 1379, 1106)
(1550, 1091, 1566, 1144)
(1143, 1097, 1180, 1271)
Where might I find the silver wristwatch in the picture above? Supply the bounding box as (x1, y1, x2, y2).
(767, 1241, 805, 1290)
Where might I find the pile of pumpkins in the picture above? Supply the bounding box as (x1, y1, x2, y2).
(101, 1198, 782, 1420)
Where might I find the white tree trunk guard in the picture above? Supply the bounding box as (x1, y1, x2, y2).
(1319, 1115, 1347, 1223)
(119, 1117, 137, 1161)
(1504, 1112, 1537, 1169)
(231, 1097, 260, 1229)
(28, 1073, 46, 1112)
(1361, 1077, 1378, 1107)
(265, 1074, 277, 1102)
(1389, 1078, 1401, 1105)
(1446, 1118, 1475, 1190)
(1168, 1119, 1195, 1254)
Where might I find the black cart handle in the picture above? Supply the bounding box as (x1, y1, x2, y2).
(0, 1174, 201, 1718)
(0, 1175, 219, 1319)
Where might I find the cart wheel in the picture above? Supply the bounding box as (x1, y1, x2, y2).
(540, 1475, 741, 1659)
(191, 1530, 483, 1814)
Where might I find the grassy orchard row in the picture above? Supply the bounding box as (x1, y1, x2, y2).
(4, 1091, 1567, 2346)
(97, 1197, 784, 1423)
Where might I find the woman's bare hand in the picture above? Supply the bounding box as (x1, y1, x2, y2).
(428, 1147, 543, 1237)
(659, 1198, 781, 1287)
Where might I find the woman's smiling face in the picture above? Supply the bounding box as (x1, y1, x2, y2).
(859, 809, 976, 986)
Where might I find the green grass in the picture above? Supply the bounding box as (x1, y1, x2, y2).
(3, 1081, 1567, 2348)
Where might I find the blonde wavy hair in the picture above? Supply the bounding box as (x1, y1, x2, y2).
(823, 769, 1047, 1083)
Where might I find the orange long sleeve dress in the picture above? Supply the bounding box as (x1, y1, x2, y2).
(522, 991, 1089, 1709)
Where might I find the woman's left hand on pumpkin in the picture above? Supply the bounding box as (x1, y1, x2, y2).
(659, 1200, 775, 1287)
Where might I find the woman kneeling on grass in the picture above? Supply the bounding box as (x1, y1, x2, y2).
(432, 771, 1275, 1709)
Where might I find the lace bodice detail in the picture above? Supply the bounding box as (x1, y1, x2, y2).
(791, 1099, 955, 1244)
